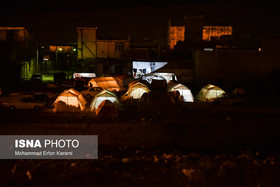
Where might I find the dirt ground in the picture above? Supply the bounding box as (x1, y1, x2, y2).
(1, 101, 280, 186)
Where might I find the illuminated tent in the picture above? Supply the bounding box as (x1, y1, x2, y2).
(53, 88, 87, 112)
(128, 80, 148, 88)
(128, 80, 140, 88)
(121, 82, 150, 101)
(89, 90, 120, 116)
(167, 83, 194, 102)
(138, 91, 179, 115)
(95, 100, 118, 118)
(87, 77, 120, 92)
(195, 84, 226, 102)
(114, 75, 134, 91)
(142, 72, 177, 84)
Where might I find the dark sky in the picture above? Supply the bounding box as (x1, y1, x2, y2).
(1, 0, 279, 45)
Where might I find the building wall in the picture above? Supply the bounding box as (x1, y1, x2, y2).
(96, 40, 129, 59)
(0, 27, 36, 84)
(77, 27, 130, 60)
(202, 26, 233, 41)
(169, 26, 185, 49)
(184, 15, 204, 43)
(77, 28, 97, 59)
(194, 44, 280, 92)
(21, 58, 36, 79)
(0, 27, 28, 42)
(194, 50, 262, 90)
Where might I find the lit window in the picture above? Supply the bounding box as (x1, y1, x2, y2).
(169, 26, 185, 49)
(202, 26, 232, 41)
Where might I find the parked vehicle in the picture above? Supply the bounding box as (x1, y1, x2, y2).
(81, 87, 103, 99)
(31, 73, 43, 83)
(2, 94, 47, 110)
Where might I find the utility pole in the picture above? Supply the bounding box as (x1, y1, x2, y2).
(36, 48, 39, 73)
(55, 45, 57, 71)
(81, 29, 83, 59)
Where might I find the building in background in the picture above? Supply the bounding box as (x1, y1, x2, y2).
(167, 16, 233, 50)
(76, 27, 130, 76)
(184, 15, 204, 46)
(77, 27, 97, 60)
(168, 26, 185, 50)
(38, 44, 77, 73)
(77, 27, 130, 60)
(202, 26, 233, 41)
(0, 27, 36, 85)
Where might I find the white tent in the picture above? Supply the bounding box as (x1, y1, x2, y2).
(95, 100, 118, 118)
(53, 88, 87, 112)
(121, 82, 150, 101)
(87, 77, 120, 92)
(167, 83, 194, 102)
(132, 61, 168, 79)
(142, 72, 177, 84)
(89, 90, 120, 115)
(114, 75, 134, 91)
(195, 84, 226, 102)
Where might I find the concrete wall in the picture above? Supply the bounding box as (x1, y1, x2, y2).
(96, 40, 129, 59)
(194, 37, 280, 93)
(77, 28, 129, 60)
(77, 28, 97, 59)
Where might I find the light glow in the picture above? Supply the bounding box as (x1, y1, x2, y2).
(203, 26, 232, 41)
(169, 26, 185, 49)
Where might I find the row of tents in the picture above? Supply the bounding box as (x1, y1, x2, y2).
(53, 88, 119, 117)
(85, 75, 237, 103)
(52, 76, 237, 117)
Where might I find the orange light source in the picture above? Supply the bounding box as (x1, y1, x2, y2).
(49, 46, 73, 52)
(202, 26, 232, 41)
(169, 26, 185, 49)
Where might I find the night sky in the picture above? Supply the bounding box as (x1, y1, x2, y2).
(1, 0, 278, 45)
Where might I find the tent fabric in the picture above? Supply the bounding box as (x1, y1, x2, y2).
(138, 91, 180, 115)
(122, 82, 150, 101)
(128, 80, 140, 88)
(89, 90, 120, 113)
(114, 75, 134, 91)
(95, 100, 118, 118)
(142, 72, 177, 84)
(195, 84, 226, 102)
(128, 80, 148, 88)
(53, 88, 87, 112)
(87, 77, 121, 92)
(167, 83, 194, 102)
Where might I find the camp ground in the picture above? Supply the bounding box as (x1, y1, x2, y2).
(89, 90, 120, 117)
(87, 77, 121, 92)
(114, 75, 134, 91)
(142, 72, 177, 84)
(167, 83, 194, 102)
(52, 88, 87, 112)
(93, 100, 118, 118)
(195, 84, 226, 103)
(121, 82, 150, 101)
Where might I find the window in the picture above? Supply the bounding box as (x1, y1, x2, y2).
(150, 62, 155, 72)
(115, 42, 124, 51)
